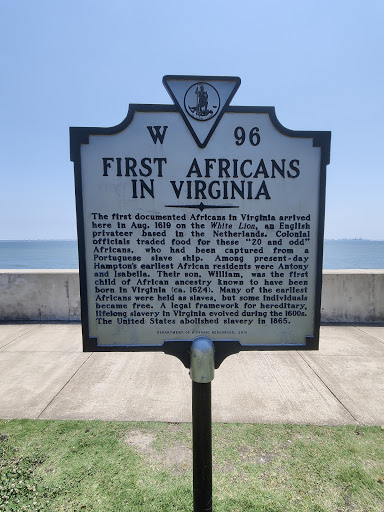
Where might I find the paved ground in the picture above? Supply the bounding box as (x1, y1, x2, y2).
(0, 323, 383, 425)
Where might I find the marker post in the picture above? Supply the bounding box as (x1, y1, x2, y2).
(190, 337, 215, 512)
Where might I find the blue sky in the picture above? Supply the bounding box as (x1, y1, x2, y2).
(1, 0, 383, 240)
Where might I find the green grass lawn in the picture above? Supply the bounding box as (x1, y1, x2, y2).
(0, 420, 383, 511)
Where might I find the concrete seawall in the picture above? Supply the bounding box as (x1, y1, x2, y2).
(1, 269, 383, 323)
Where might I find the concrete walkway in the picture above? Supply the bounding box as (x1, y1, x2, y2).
(0, 323, 383, 425)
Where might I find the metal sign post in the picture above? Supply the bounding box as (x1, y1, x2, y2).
(190, 337, 214, 512)
(70, 75, 330, 511)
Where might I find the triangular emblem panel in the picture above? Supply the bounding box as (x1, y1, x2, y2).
(163, 75, 241, 147)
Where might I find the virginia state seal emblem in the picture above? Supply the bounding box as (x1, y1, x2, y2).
(184, 82, 220, 121)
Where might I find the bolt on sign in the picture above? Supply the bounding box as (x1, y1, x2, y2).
(70, 75, 330, 363)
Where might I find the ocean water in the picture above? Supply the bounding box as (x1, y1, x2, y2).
(0, 239, 383, 269)
(0, 240, 79, 269)
(323, 239, 384, 270)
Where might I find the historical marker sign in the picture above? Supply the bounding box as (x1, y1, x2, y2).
(70, 75, 330, 360)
